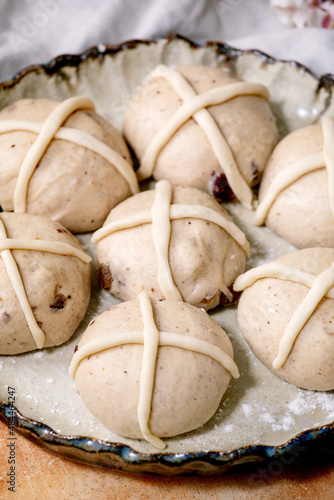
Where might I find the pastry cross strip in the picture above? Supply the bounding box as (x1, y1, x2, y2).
(234, 260, 334, 368)
(0, 96, 139, 213)
(0, 217, 91, 349)
(69, 291, 239, 449)
(136, 65, 270, 209)
(255, 116, 334, 224)
(92, 180, 250, 302)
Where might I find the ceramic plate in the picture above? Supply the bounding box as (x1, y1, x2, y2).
(0, 35, 333, 475)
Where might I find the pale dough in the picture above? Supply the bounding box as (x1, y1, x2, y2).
(237, 247, 334, 391)
(123, 65, 278, 200)
(0, 98, 135, 232)
(257, 123, 334, 248)
(73, 298, 235, 440)
(0, 212, 91, 354)
(95, 183, 248, 310)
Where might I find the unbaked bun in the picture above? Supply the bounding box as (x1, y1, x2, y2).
(255, 118, 334, 248)
(93, 180, 249, 310)
(0, 212, 91, 354)
(235, 247, 334, 391)
(69, 292, 239, 448)
(123, 64, 278, 207)
(0, 96, 138, 232)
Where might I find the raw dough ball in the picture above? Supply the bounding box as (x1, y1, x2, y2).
(257, 124, 333, 248)
(95, 183, 248, 310)
(0, 212, 91, 354)
(123, 65, 278, 200)
(0, 98, 134, 232)
(237, 247, 334, 390)
(73, 298, 235, 440)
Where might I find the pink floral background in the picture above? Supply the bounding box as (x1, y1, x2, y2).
(271, 0, 334, 28)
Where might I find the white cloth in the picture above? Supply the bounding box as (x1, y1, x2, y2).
(0, 0, 332, 82)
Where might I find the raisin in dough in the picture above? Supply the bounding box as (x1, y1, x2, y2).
(0, 212, 91, 354)
(93, 181, 249, 311)
(70, 294, 238, 447)
(123, 64, 278, 205)
(235, 247, 334, 391)
(256, 119, 334, 248)
(0, 97, 137, 232)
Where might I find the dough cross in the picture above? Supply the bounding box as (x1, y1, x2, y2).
(0, 217, 91, 349)
(0, 96, 139, 213)
(255, 116, 334, 224)
(69, 291, 239, 449)
(136, 64, 270, 209)
(92, 180, 250, 301)
(234, 260, 334, 368)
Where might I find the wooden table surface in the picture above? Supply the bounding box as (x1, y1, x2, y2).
(0, 420, 333, 499)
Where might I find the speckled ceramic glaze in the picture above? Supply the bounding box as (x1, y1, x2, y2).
(0, 35, 333, 475)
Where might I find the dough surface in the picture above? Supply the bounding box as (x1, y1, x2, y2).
(0, 212, 91, 354)
(258, 124, 334, 248)
(0, 98, 134, 232)
(237, 247, 334, 391)
(74, 298, 234, 439)
(123, 65, 278, 199)
(95, 184, 247, 310)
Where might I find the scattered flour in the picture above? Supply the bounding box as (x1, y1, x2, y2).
(32, 351, 44, 359)
(289, 392, 318, 414)
(223, 424, 234, 433)
(259, 412, 276, 425)
(242, 403, 253, 419)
